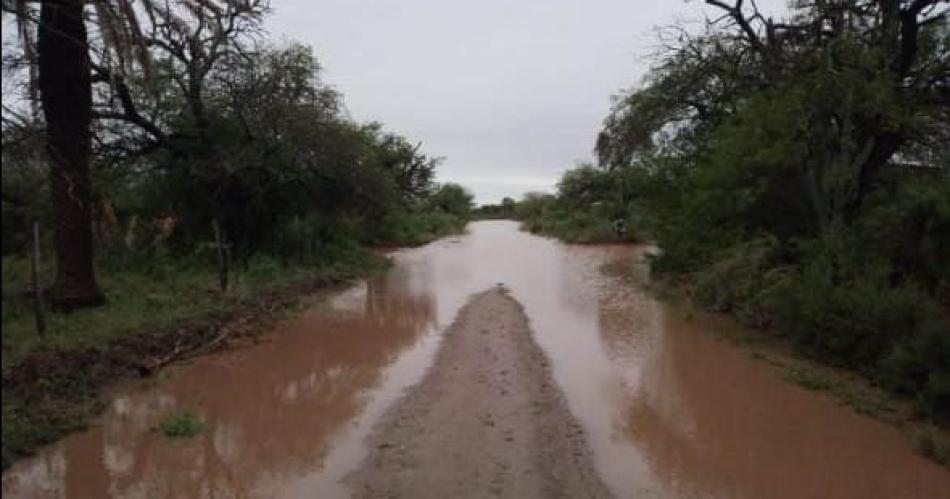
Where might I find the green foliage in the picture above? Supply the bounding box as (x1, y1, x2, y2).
(473, 197, 517, 220)
(2, 394, 100, 470)
(781, 363, 896, 418)
(513, 164, 644, 244)
(523, 210, 618, 244)
(427, 183, 474, 219)
(3, 42, 457, 261)
(369, 211, 468, 246)
(692, 236, 788, 327)
(1, 246, 386, 370)
(784, 366, 833, 392)
(354, 183, 472, 245)
(1, 127, 48, 255)
(155, 410, 204, 438)
(513, 192, 556, 221)
(0, 4, 469, 471)
(585, 2, 950, 423)
(915, 429, 950, 466)
(0, 246, 387, 469)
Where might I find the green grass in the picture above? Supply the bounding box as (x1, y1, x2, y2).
(915, 429, 950, 466)
(2, 395, 102, 469)
(155, 409, 204, 438)
(784, 366, 833, 391)
(783, 365, 896, 419)
(1, 244, 389, 469)
(1, 248, 385, 370)
(654, 273, 950, 463)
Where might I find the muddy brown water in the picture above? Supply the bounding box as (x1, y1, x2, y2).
(3, 221, 948, 498)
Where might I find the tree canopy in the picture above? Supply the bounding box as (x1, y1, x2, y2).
(537, 0, 950, 421)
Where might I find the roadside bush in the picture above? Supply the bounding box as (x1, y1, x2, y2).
(751, 236, 950, 420)
(514, 192, 556, 221)
(778, 260, 928, 366)
(369, 211, 467, 246)
(882, 315, 950, 422)
(524, 210, 617, 243)
(681, 219, 950, 422)
(693, 236, 786, 327)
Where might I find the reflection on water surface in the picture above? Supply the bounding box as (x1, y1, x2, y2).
(4, 221, 947, 498)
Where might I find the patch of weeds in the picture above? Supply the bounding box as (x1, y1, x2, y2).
(645, 280, 678, 302)
(749, 351, 786, 369)
(784, 365, 896, 419)
(2, 397, 94, 469)
(1, 249, 390, 470)
(828, 384, 895, 418)
(784, 366, 832, 391)
(155, 409, 204, 438)
(914, 429, 950, 466)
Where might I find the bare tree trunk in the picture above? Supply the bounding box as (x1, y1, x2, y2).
(38, 0, 105, 309)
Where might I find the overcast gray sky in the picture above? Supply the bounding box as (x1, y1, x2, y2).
(268, 1, 788, 203)
(0, 1, 787, 204)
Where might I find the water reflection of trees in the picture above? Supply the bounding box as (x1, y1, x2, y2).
(606, 300, 950, 499)
(6, 272, 436, 498)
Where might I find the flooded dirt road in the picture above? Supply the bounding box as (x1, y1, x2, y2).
(3, 221, 949, 498)
(346, 288, 611, 498)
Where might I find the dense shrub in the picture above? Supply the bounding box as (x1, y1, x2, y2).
(369, 211, 468, 246)
(555, 2, 950, 422)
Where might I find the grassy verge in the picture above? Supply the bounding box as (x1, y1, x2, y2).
(702, 304, 950, 467)
(916, 428, 950, 466)
(604, 261, 950, 467)
(1, 245, 388, 469)
(771, 354, 950, 467)
(771, 361, 898, 420)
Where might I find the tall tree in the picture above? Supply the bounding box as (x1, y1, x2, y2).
(6, 0, 263, 308)
(37, 0, 103, 308)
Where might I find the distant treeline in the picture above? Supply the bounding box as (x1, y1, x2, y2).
(472, 198, 517, 220)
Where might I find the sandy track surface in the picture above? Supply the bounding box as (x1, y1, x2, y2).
(345, 287, 612, 498)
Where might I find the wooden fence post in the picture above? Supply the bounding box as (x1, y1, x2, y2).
(31, 221, 46, 336)
(212, 219, 229, 292)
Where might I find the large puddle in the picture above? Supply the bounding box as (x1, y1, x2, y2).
(3, 221, 948, 498)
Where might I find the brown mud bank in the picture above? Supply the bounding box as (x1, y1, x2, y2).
(346, 288, 612, 498)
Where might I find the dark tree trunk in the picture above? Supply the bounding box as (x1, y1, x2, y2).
(38, 0, 105, 309)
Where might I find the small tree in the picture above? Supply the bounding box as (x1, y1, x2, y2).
(429, 183, 474, 218)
